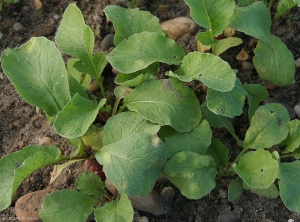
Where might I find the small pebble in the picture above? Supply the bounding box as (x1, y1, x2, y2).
(242, 61, 253, 70)
(236, 48, 249, 61)
(265, 81, 276, 91)
(294, 104, 300, 118)
(37, 136, 53, 146)
(19, 141, 25, 148)
(12, 120, 21, 128)
(13, 22, 28, 32)
(100, 34, 115, 51)
(48, 18, 55, 25)
(136, 216, 149, 222)
(30, 26, 55, 37)
(295, 58, 300, 68)
(22, 6, 30, 11)
(288, 219, 295, 222)
(53, 14, 60, 20)
(87, 81, 100, 92)
(218, 189, 227, 199)
(160, 186, 175, 203)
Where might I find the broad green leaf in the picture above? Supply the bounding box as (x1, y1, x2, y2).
(55, 4, 106, 79)
(163, 151, 217, 199)
(115, 73, 156, 87)
(228, 178, 243, 202)
(207, 79, 247, 118)
(81, 125, 104, 151)
(76, 171, 106, 199)
(54, 94, 106, 139)
(104, 5, 165, 45)
(68, 74, 89, 99)
(96, 133, 167, 196)
(184, 0, 235, 38)
(201, 101, 235, 132)
(243, 84, 268, 122)
(212, 37, 243, 56)
(1, 37, 70, 117)
(229, 2, 271, 43)
(278, 161, 300, 212)
(124, 79, 202, 133)
(274, 0, 297, 20)
(106, 32, 185, 74)
(233, 149, 278, 189)
(281, 120, 300, 153)
(253, 35, 295, 86)
(94, 193, 133, 222)
(115, 63, 158, 87)
(0, 146, 63, 211)
(243, 182, 278, 199)
(244, 103, 290, 149)
(206, 138, 229, 167)
(196, 31, 215, 45)
(165, 120, 212, 158)
(39, 190, 95, 222)
(103, 112, 160, 146)
(166, 52, 236, 92)
(238, 0, 254, 6)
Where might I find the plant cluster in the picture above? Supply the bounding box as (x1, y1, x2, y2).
(1, 0, 300, 221)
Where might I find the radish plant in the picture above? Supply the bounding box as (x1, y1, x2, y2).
(1, 1, 300, 221)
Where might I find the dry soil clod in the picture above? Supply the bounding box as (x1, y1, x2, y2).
(161, 17, 197, 40)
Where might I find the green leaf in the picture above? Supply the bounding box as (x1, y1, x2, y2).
(229, 2, 271, 43)
(0, 146, 63, 211)
(166, 52, 236, 92)
(243, 182, 278, 199)
(115, 63, 158, 87)
(68, 138, 87, 158)
(103, 112, 160, 146)
(39, 189, 95, 222)
(104, 5, 165, 46)
(76, 171, 106, 199)
(115, 73, 156, 87)
(165, 120, 212, 158)
(54, 94, 106, 139)
(233, 149, 278, 189)
(243, 84, 269, 122)
(207, 79, 247, 118)
(81, 125, 104, 151)
(212, 37, 243, 56)
(281, 120, 300, 153)
(278, 161, 300, 212)
(196, 31, 215, 45)
(106, 32, 185, 74)
(275, 0, 297, 20)
(94, 193, 133, 222)
(1, 37, 71, 117)
(163, 151, 217, 199)
(68, 74, 89, 99)
(184, 0, 235, 38)
(55, 4, 106, 79)
(124, 79, 202, 133)
(201, 101, 235, 132)
(206, 138, 229, 167)
(238, 0, 254, 6)
(228, 178, 243, 202)
(253, 35, 295, 86)
(96, 133, 167, 196)
(67, 58, 92, 89)
(244, 103, 290, 149)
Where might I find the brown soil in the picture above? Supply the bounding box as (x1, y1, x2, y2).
(1, 0, 300, 221)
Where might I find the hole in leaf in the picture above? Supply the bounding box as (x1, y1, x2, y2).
(260, 169, 264, 172)
(270, 110, 274, 114)
(220, 108, 224, 112)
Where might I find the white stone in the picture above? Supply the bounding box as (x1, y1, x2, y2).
(293, 104, 300, 118)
